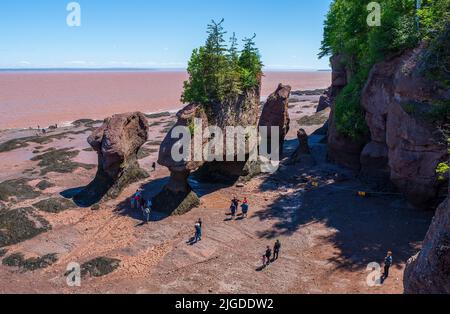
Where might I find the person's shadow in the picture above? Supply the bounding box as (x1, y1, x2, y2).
(255, 265, 266, 272)
(186, 236, 197, 246)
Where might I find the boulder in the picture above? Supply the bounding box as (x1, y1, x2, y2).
(73, 112, 149, 206)
(404, 186, 450, 294)
(259, 83, 292, 156)
(317, 90, 332, 113)
(290, 129, 316, 167)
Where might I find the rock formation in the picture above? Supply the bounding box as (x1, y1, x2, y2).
(404, 184, 450, 294)
(258, 83, 291, 156)
(361, 46, 448, 207)
(197, 78, 262, 182)
(290, 129, 316, 167)
(73, 112, 149, 206)
(326, 54, 368, 170)
(330, 54, 350, 97)
(154, 78, 263, 215)
(152, 104, 207, 215)
(316, 89, 332, 113)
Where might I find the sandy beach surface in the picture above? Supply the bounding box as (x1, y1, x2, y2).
(0, 90, 431, 294)
(0, 71, 331, 130)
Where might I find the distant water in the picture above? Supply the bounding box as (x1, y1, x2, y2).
(0, 70, 331, 129)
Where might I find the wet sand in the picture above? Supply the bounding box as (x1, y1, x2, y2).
(0, 71, 331, 129)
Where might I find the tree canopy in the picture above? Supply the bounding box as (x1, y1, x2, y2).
(182, 19, 263, 106)
(319, 0, 449, 139)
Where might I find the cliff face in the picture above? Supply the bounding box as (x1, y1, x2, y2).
(327, 55, 368, 170)
(326, 46, 448, 208)
(361, 46, 448, 208)
(404, 186, 450, 294)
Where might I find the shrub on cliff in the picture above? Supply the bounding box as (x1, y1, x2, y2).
(182, 19, 263, 107)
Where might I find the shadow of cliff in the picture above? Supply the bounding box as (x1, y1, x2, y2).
(114, 175, 231, 222)
(255, 135, 433, 270)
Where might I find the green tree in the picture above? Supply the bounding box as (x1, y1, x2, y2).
(182, 20, 263, 106)
(239, 34, 263, 89)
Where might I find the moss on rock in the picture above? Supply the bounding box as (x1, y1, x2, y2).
(0, 207, 51, 247)
(36, 180, 55, 191)
(33, 198, 75, 213)
(153, 189, 200, 216)
(81, 257, 120, 278)
(31, 148, 96, 175)
(0, 178, 41, 202)
(2, 252, 58, 271)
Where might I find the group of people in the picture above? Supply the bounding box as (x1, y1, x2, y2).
(262, 240, 282, 267)
(131, 189, 152, 224)
(229, 196, 250, 219)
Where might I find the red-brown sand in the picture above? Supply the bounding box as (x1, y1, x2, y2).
(0, 71, 330, 129)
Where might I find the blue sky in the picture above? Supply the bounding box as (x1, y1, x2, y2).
(0, 0, 333, 70)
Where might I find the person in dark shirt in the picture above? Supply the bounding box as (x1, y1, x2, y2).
(273, 240, 281, 261)
(265, 246, 272, 266)
(383, 251, 393, 281)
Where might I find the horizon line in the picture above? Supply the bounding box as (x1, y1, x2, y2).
(0, 67, 331, 72)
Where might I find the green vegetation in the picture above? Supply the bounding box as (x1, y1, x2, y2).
(0, 178, 41, 202)
(33, 198, 75, 213)
(31, 148, 96, 175)
(320, 0, 449, 139)
(80, 257, 120, 278)
(2, 252, 58, 272)
(182, 19, 263, 107)
(36, 180, 55, 191)
(0, 207, 51, 248)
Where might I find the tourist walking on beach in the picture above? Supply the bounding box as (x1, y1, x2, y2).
(152, 162, 156, 172)
(135, 189, 143, 209)
(143, 199, 152, 224)
(241, 197, 249, 218)
(382, 251, 393, 281)
(265, 246, 272, 266)
(230, 197, 240, 219)
(273, 240, 281, 261)
(194, 220, 202, 243)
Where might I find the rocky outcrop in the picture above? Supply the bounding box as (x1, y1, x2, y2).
(259, 83, 291, 156)
(317, 89, 332, 113)
(153, 104, 207, 215)
(73, 112, 149, 206)
(361, 46, 448, 207)
(290, 129, 316, 167)
(198, 78, 262, 182)
(404, 185, 450, 294)
(330, 54, 350, 97)
(326, 54, 368, 170)
(154, 78, 262, 215)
